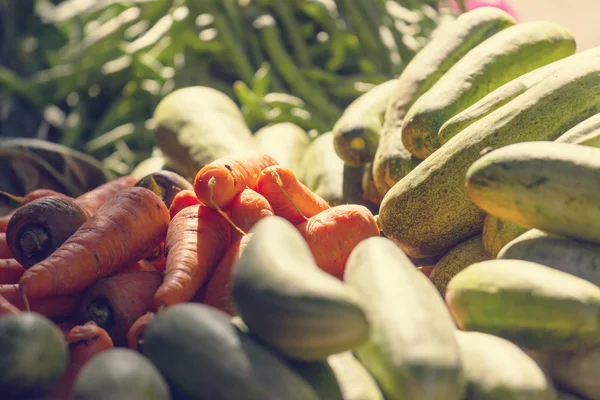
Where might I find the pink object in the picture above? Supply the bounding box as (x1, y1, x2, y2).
(450, 0, 520, 21)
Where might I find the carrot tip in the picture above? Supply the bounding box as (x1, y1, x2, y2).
(208, 176, 247, 237)
(19, 284, 30, 312)
(270, 169, 308, 222)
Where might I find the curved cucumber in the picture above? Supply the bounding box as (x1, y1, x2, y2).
(402, 21, 576, 158)
(482, 215, 529, 258)
(345, 236, 466, 400)
(373, 7, 515, 197)
(556, 111, 600, 147)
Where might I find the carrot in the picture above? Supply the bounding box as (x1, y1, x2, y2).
(116, 260, 157, 275)
(126, 312, 155, 352)
(229, 189, 274, 243)
(79, 271, 162, 346)
(48, 321, 114, 400)
(144, 242, 166, 271)
(296, 204, 381, 280)
(75, 176, 138, 217)
(0, 258, 25, 284)
(193, 153, 278, 209)
(0, 216, 10, 233)
(19, 186, 170, 299)
(417, 265, 435, 278)
(0, 233, 12, 258)
(168, 189, 203, 219)
(202, 234, 253, 316)
(154, 204, 231, 309)
(57, 319, 79, 336)
(0, 189, 67, 233)
(256, 165, 330, 225)
(0, 284, 82, 318)
(0, 293, 20, 315)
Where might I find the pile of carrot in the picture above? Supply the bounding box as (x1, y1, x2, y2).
(0, 151, 381, 399)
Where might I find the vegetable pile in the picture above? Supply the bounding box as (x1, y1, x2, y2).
(2, 4, 600, 400)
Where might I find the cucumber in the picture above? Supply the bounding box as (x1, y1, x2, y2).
(438, 46, 600, 145)
(298, 132, 345, 205)
(332, 79, 397, 166)
(153, 86, 256, 178)
(71, 348, 170, 400)
(557, 391, 587, 400)
(344, 236, 466, 400)
(446, 259, 600, 351)
(380, 56, 600, 259)
(231, 216, 370, 361)
(466, 142, 600, 245)
(455, 330, 555, 400)
(482, 215, 529, 258)
(498, 229, 600, 286)
(547, 343, 600, 400)
(373, 7, 515, 196)
(556, 112, 600, 147)
(361, 162, 383, 206)
(429, 235, 491, 297)
(0, 312, 68, 398)
(143, 303, 318, 400)
(402, 21, 576, 159)
(253, 122, 311, 176)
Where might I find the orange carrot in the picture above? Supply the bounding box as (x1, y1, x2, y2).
(75, 176, 137, 217)
(19, 187, 169, 298)
(296, 205, 381, 280)
(0, 233, 12, 258)
(169, 189, 203, 219)
(0, 189, 67, 233)
(126, 312, 155, 352)
(256, 165, 330, 225)
(202, 234, 253, 316)
(0, 216, 10, 233)
(154, 204, 231, 309)
(144, 242, 166, 271)
(193, 153, 278, 209)
(79, 271, 162, 346)
(0, 293, 19, 315)
(0, 258, 25, 284)
(57, 319, 79, 336)
(0, 284, 82, 318)
(418, 265, 435, 278)
(229, 189, 274, 243)
(115, 260, 157, 275)
(48, 321, 114, 400)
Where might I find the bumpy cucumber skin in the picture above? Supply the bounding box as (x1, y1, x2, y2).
(556, 111, 600, 147)
(482, 215, 529, 258)
(437, 45, 600, 145)
(373, 7, 516, 197)
(498, 229, 600, 286)
(402, 21, 576, 159)
(232, 217, 370, 361)
(345, 237, 466, 400)
(446, 259, 600, 351)
(455, 331, 555, 400)
(333, 80, 397, 167)
(467, 141, 600, 245)
(429, 235, 491, 297)
(380, 58, 600, 259)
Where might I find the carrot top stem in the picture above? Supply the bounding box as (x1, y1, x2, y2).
(83, 299, 115, 332)
(19, 225, 49, 259)
(270, 169, 308, 222)
(208, 177, 247, 237)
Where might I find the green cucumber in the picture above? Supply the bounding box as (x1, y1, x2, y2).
(446, 259, 600, 351)
(0, 312, 68, 398)
(332, 79, 397, 166)
(232, 216, 370, 361)
(143, 303, 318, 400)
(373, 7, 515, 196)
(380, 56, 600, 258)
(497, 229, 600, 287)
(556, 112, 600, 147)
(253, 122, 311, 176)
(402, 21, 576, 158)
(482, 215, 529, 258)
(345, 236, 466, 400)
(455, 330, 555, 399)
(547, 344, 600, 400)
(72, 348, 170, 400)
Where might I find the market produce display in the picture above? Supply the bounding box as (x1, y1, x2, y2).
(2, 3, 600, 400)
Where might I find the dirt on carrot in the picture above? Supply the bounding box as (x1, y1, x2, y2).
(19, 187, 170, 298)
(229, 189, 273, 243)
(154, 204, 231, 309)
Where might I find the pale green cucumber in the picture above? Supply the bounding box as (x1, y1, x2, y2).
(345, 236, 466, 400)
(231, 216, 370, 361)
(466, 141, 600, 245)
(547, 343, 600, 400)
(446, 259, 600, 351)
(455, 330, 555, 400)
(253, 122, 310, 176)
(429, 235, 491, 297)
(333, 80, 397, 166)
(380, 57, 600, 258)
(497, 229, 600, 286)
(373, 7, 516, 196)
(402, 21, 576, 159)
(482, 215, 529, 258)
(438, 46, 600, 145)
(556, 112, 600, 147)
